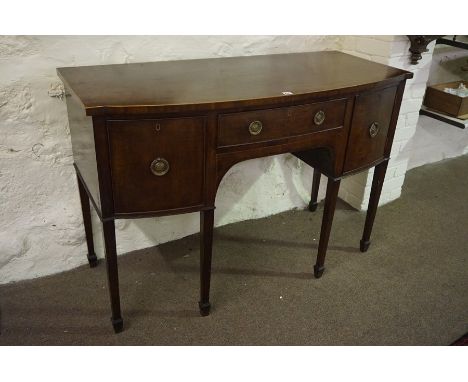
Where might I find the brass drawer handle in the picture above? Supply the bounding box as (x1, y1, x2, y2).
(314, 110, 325, 125)
(150, 158, 170, 176)
(369, 122, 380, 138)
(248, 120, 263, 135)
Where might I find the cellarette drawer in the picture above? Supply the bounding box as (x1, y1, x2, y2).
(108, 117, 205, 214)
(343, 86, 397, 172)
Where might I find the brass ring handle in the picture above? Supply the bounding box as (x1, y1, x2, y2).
(369, 122, 380, 138)
(150, 158, 170, 176)
(248, 120, 263, 135)
(314, 110, 325, 125)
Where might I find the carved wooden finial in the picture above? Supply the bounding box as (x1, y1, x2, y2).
(407, 35, 443, 64)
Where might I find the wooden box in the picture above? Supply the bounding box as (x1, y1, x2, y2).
(423, 81, 468, 118)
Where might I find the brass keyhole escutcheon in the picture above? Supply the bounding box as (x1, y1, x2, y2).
(369, 122, 380, 138)
(249, 120, 263, 135)
(150, 158, 170, 176)
(314, 110, 325, 125)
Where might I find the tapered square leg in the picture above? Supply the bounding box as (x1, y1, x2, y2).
(314, 177, 341, 278)
(360, 160, 389, 252)
(199, 209, 214, 316)
(102, 220, 123, 333)
(76, 173, 98, 268)
(309, 168, 321, 212)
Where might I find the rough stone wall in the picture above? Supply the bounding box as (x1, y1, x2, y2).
(0, 35, 340, 284)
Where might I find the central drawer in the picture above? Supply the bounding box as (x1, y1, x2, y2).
(217, 99, 347, 148)
(108, 117, 205, 214)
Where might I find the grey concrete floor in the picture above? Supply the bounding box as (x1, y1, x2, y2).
(0, 155, 467, 345)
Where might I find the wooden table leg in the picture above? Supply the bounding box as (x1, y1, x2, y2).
(314, 177, 341, 278)
(76, 173, 98, 268)
(360, 160, 389, 252)
(199, 209, 214, 316)
(102, 219, 123, 333)
(309, 168, 321, 212)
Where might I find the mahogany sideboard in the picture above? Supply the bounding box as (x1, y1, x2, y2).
(57, 51, 413, 333)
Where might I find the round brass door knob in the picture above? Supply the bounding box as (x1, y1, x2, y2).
(150, 158, 170, 176)
(248, 120, 263, 135)
(314, 110, 325, 125)
(369, 122, 380, 138)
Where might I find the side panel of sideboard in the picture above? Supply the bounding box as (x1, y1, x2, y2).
(65, 87, 101, 211)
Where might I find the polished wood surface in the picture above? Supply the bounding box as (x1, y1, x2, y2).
(199, 209, 214, 316)
(309, 169, 321, 212)
(217, 99, 346, 148)
(102, 219, 123, 332)
(57, 51, 411, 115)
(59, 51, 413, 332)
(108, 117, 206, 214)
(360, 160, 389, 252)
